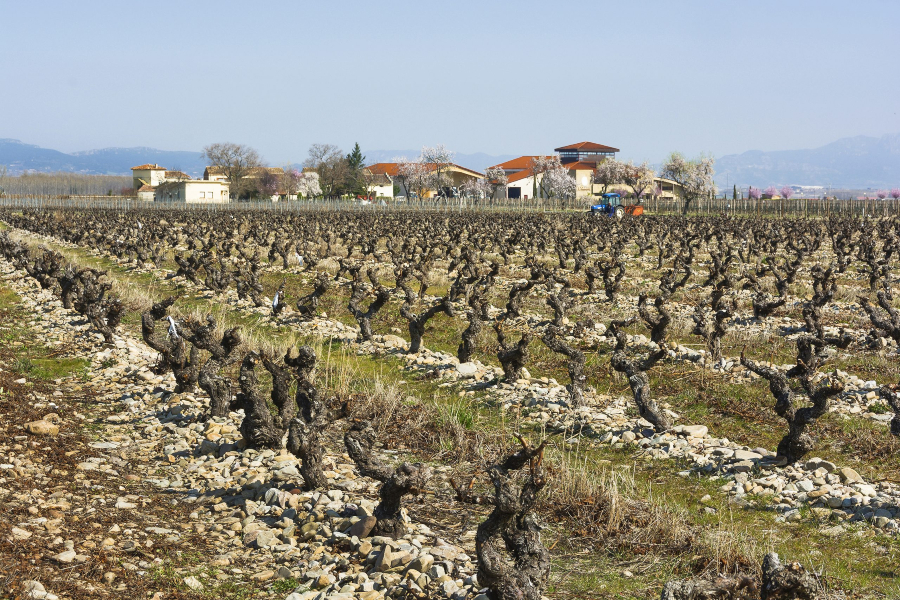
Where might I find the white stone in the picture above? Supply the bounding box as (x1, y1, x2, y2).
(456, 362, 478, 377)
(733, 450, 762, 461)
(52, 550, 76, 563)
(183, 576, 204, 590)
(854, 484, 877, 497)
(674, 424, 708, 438)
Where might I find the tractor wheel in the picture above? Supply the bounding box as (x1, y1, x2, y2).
(614, 206, 625, 219)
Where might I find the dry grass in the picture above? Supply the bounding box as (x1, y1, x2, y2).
(544, 447, 761, 578)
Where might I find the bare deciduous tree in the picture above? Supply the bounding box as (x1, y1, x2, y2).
(202, 142, 262, 199)
(278, 166, 301, 199)
(303, 144, 349, 197)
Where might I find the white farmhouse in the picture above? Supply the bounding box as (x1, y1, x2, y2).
(363, 170, 393, 199)
(131, 164, 228, 202)
(155, 180, 230, 203)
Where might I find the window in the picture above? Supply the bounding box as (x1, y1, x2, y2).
(200, 191, 206, 199)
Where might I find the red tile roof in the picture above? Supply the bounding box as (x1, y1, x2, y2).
(365, 162, 484, 178)
(489, 156, 555, 171)
(366, 163, 400, 176)
(136, 184, 155, 192)
(554, 141, 620, 153)
(506, 168, 535, 183)
(132, 163, 165, 170)
(501, 163, 596, 184)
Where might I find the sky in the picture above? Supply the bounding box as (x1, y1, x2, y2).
(1, 0, 898, 165)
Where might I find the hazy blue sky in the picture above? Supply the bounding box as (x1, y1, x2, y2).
(1, 0, 898, 165)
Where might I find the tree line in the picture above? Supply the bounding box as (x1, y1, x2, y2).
(0, 166, 131, 196)
(202, 142, 371, 201)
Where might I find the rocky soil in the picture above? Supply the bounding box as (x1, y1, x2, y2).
(0, 261, 485, 600)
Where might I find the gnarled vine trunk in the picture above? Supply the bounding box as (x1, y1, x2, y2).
(453, 437, 550, 600)
(344, 421, 432, 539)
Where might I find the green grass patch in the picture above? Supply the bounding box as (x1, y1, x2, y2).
(0, 284, 91, 381)
(14, 355, 90, 380)
(270, 578, 299, 593)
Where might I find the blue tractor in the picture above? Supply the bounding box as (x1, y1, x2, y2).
(589, 193, 644, 218)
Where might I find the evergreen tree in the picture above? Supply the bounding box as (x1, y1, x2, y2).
(346, 143, 366, 196)
(347, 143, 365, 171)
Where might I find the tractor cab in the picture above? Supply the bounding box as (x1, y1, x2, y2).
(589, 193, 643, 218)
(590, 193, 624, 218)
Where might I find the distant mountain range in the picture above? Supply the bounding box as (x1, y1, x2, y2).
(3, 135, 899, 189)
(0, 139, 207, 177)
(0, 139, 515, 178)
(715, 133, 900, 189)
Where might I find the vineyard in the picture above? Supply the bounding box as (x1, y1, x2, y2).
(2, 206, 900, 599)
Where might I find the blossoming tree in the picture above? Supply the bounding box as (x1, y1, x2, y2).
(620, 161, 655, 203)
(659, 152, 716, 214)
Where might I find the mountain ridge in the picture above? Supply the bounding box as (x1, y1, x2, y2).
(0, 139, 207, 177)
(0, 140, 514, 177)
(714, 133, 900, 188)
